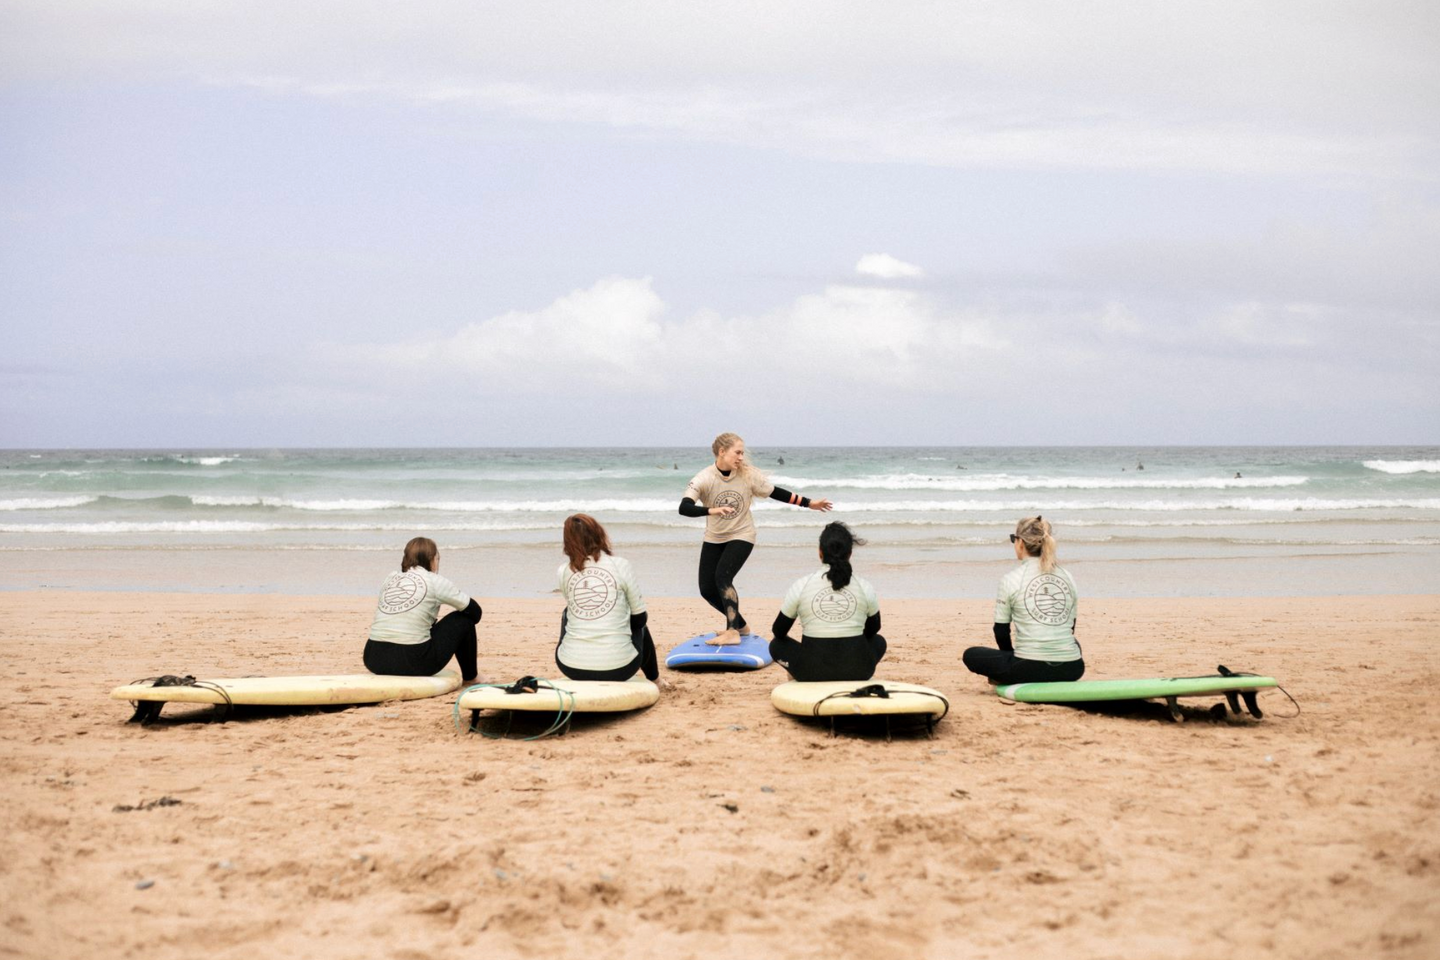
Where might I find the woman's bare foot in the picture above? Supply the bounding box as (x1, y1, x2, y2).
(706, 628, 741, 646)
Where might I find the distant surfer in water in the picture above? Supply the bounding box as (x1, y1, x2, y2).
(679, 432, 832, 645)
(770, 522, 886, 681)
(364, 536, 482, 683)
(555, 514, 658, 683)
(962, 516, 1084, 685)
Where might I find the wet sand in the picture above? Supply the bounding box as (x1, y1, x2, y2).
(1, 592, 1437, 959)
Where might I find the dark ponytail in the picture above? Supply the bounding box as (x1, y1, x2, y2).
(819, 521, 866, 590)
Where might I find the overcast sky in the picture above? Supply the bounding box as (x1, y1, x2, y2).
(2, 1, 1437, 447)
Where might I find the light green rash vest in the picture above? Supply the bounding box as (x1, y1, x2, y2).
(994, 557, 1080, 662)
(780, 566, 880, 638)
(368, 567, 471, 645)
(557, 554, 647, 671)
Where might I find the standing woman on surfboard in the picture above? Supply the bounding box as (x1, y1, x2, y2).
(556, 514, 659, 682)
(364, 536, 483, 683)
(679, 432, 833, 645)
(962, 516, 1084, 685)
(769, 521, 886, 681)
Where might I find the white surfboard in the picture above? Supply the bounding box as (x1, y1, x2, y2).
(771, 680, 950, 719)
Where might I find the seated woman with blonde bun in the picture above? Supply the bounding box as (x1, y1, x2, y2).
(962, 516, 1084, 685)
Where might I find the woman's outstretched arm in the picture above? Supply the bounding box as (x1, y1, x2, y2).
(768, 487, 833, 511)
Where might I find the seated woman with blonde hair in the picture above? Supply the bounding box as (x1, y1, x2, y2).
(962, 516, 1084, 685)
(556, 514, 658, 682)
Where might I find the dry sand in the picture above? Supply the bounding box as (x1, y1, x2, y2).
(2, 591, 1437, 960)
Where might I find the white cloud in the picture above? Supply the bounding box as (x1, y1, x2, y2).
(331, 276, 1006, 395)
(855, 254, 924, 279)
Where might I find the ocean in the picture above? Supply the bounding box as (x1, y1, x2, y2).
(3, 446, 1437, 597)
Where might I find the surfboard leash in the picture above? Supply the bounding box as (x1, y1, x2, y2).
(125, 674, 235, 724)
(453, 677, 578, 740)
(811, 684, 951, 722)
(1217, 665, 1302, 718)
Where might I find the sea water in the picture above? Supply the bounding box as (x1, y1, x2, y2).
(2, 446, 1437, 596)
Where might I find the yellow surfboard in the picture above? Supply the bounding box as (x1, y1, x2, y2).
(456, 677, 660, 740)
(771, 680, 950, 718)
(112, 670, 461, 723)
(456, 677, 659, 713)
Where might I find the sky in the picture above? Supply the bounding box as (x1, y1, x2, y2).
(1, 1, 1437, 447)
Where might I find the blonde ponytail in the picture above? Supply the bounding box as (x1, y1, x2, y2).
(1014, 516, 1059, 573)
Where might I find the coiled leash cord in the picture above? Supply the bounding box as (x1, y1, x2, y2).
(126, 674, 235, 723)
(453, 676, 578, 740)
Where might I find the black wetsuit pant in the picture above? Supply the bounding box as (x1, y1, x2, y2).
(554, 613, 660, 682)
(698, 540, 754, 632)
(364, 609, 478, 680)
(771, 634, 888, 682)
(961, 647, 1085, 685)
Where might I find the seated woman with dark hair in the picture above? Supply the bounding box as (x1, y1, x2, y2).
(364, 536, 483, 683)
(555, 514, 658, 683)
(769, 521, 886, 682)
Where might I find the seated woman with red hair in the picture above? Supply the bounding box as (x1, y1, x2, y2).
(555, 514, 658, 683)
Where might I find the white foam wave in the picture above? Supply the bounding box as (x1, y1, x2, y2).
(1363, 460, 1440, 474)
(0, 519, 563, 535)
(142, 454, 243, 466)
(774, 498, 1440, 513)
(191, 496, 408, 511)
(188, 496, 682, 513)
(0, 496, 97, 511)
(770, 473, 1310, 492)
(163, 494, 1440, 514)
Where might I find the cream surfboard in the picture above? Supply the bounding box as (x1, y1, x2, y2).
(112, 670, 462, 723)
(456, 676, 659, 739)
(457, 677, 659, 713)
(772, 680, 950, 736)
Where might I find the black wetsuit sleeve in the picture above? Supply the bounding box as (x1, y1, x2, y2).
(772, 611, 796, 641)
(863, 612, 881, 638)
(768, 487, 810, 508)
(993, 622, 1012, 651)
(629, 610, 648, 634)
(679, 497, 709, 518)
(461, 598, 482, 624)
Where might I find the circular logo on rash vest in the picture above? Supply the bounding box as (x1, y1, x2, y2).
(811, 588, 858, 622)
(379, 571, 427, 614)
(713, 489, 746, 517)
(568, 567, 619, 620)
(1023, 574, 1074, 625)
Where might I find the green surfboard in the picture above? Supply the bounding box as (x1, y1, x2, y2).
(995, 671, 1279, 721)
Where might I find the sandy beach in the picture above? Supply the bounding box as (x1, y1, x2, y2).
(2, 590, 1437, 959)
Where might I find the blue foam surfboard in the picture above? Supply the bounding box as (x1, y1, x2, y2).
(665, 632, 773, 670)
